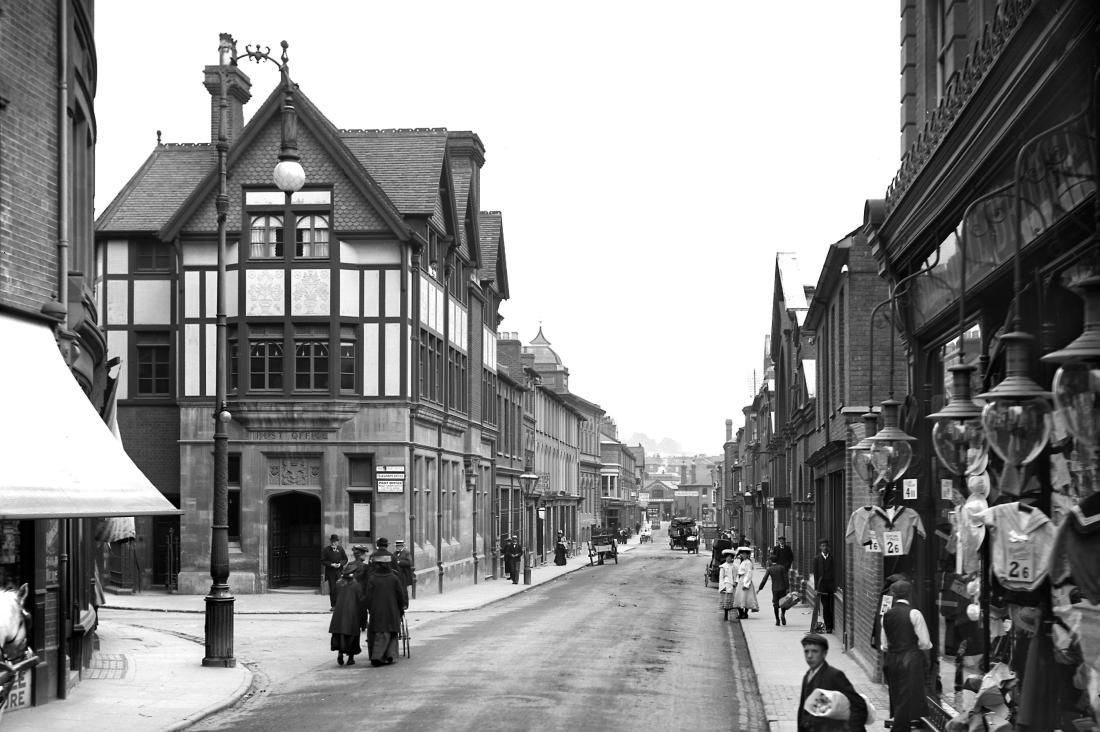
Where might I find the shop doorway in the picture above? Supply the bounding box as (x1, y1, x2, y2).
(268, 492, 321, 588)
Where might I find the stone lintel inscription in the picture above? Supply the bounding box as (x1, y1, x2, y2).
(250, 431, 330, 441)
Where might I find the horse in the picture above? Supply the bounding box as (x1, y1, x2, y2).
(0, 584, 31, 714)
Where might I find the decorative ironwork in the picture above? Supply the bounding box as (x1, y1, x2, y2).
(885, 0, 1034, 213)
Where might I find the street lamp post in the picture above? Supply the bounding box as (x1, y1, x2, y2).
(519, 469, 539, 585)
(204, 34, 305, 668)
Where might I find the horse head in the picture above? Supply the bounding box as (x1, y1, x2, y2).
(0, 584, 29, 662)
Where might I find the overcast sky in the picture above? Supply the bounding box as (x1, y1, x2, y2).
(94, 1, 900, 456)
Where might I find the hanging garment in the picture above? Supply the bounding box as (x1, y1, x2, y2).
(975, 502, 1055, 592)
(844, 505, 884, 546)
(956, 492, 988, 575)
(1049, 491, 1100, 605)
(865, 506, 927, 555)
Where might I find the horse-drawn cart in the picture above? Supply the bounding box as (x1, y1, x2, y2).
(668, 517, 698, 551)
(588, 530, 619, 565)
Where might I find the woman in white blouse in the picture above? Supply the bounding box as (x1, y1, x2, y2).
(731, 547, 759, 619)
(717, 550, 738, 620)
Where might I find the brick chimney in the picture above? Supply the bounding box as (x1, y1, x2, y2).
(203, 34, 252, 146)
(725, 419, 733, 442)
(497, 332, 522, 370)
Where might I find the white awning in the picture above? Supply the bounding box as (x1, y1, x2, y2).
(0, 314, 181, 519)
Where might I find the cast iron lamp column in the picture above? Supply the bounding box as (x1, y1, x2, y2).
(519, 470, 538, 585)
(204, 34, 306, 668)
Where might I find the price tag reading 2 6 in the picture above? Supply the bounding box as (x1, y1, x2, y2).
(883, 530, 904, 556)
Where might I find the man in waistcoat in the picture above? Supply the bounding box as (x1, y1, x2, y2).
(880, 579, 931, 729)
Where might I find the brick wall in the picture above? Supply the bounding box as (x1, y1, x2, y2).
(117, 405, 181, 500)
(0, 0, 60, 312)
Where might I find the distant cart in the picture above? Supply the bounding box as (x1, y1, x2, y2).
(588, 530, 619, 565)
(668, 517, 698, 551)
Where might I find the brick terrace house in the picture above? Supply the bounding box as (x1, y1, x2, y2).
(0, 0, 176, 711)
(94, 44, 508, 595)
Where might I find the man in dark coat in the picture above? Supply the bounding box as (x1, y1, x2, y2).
(796, 633, 868, 731)
(712, 532, 735, 565)
(773, 536, 795, 572)
(328, 545, 367, 665)
(321, 534, 348, 610)
(362, 556, 408, 666)
(812, 539, 837, 633)
(880, 580, 930, 729)
(503, 536, 522, 584)
(392, 538, 415, 592)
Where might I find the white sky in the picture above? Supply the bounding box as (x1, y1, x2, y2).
(94, 1, 900, 456)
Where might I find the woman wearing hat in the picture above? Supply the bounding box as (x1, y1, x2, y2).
(328, 545, 368, 666)
(717, 549, 739, 620)
(731, 546, 759, 619)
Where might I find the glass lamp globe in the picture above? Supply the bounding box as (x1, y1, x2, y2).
(1042, 275, 1100, 453)
(868, 399, 917, 483)
(273, 159, 306, 193)
(848, 411, 880, 487)
(928, 363, 989, 475)
(978, 332, 1051, 467)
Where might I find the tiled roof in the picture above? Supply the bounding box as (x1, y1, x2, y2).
(96, 144, 215, 233)
(478, 211, 502, 282)
(339, 129, 447, 216)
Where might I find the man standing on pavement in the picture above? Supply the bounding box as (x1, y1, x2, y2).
(321, 534, 347, 610)
(367, 537, 392, 578)
(773, 536, 794, 573)
(796, 633, 868, 731)
(503, 536, 522, 584)
(392, 538, 415, 594)
(880, 579, 930, 729)
(812, 539, 837, 633)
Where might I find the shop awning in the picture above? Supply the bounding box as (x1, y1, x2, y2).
(0, 314, 181, 519)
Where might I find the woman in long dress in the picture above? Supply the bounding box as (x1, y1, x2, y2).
(553, 532, 567, 566)
(328, 545, 368, 665)
(717, 549, 738, 620)
(731, 547, 759, 619)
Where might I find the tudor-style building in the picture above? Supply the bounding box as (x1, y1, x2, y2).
(94, 45, 508, 594)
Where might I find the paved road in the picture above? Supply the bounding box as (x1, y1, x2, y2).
(119, 540, 768, 730)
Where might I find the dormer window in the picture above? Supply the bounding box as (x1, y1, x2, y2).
(250, 215, 284, 259)
(245, 188, 331, 262)
(296, 214, 329, 258)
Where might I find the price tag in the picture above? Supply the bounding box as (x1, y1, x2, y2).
(941, 478, 954, 500)
(1006, 541, 1033, 585)
(866, 531, 881, 553)
(883, 530, 904, 556)
(880, 594, 894, 615)
(903, 479, 918, 500)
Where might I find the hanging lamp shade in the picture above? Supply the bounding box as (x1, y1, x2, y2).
(869, 399, 918, 482)
(928, 363, 989, 475)
(977, 331, 1051, 467)
(1042, 275, 1100, 452)
(848, 411, 880, 487)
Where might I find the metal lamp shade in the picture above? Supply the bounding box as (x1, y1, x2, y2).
(868, 400, 917, 482)
(978, 332, 1051, 466)
(928, 363, 989, 475)
(1042, 276, 1100, 452)
(848, 411, 880, 486)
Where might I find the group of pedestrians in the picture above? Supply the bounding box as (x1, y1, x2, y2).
(322, 535, 411, 668)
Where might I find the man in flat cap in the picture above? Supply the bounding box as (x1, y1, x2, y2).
(796, 633, 868, 731)
(880, 579, 930, 730)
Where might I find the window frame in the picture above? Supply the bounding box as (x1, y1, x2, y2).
(133, 329, 173, 398)
(244, 187, 333, 264)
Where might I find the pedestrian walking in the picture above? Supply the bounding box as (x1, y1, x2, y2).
(732, 546, 758, 619)
(553, 531, 567, 566)
(362, 555, 408, 667)
(880, 579, 930, 729)
(392, 538, 415, 592)
(773, 536, 794, 572)
(717, 549, 738, 621)
(812, 539, 837, 633)
(321, 534, 347, 610)
(328, 545, 368, 666)
(796, 633, 868, 731)
(758, 554, 790, 626)
(367, 537, 392, 574)
(503, 536, 522, 583)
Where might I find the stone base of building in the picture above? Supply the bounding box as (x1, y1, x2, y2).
(176, 570, 259, 595)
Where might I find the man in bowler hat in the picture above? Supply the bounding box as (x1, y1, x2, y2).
(797, 633, 868, 731)
(321, 534, 347, 610)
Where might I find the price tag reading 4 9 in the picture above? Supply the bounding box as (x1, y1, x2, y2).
(883, 530, 904, 556)
(903, 479, 918, 500)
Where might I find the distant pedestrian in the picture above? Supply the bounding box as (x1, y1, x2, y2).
(367, 537, 392, 576)
(796, 633, 868, 731)
(321, 534, 348, 610)
(812, 539, 837, 633)
(717, 549, 738, 621)
(363, 555, 408, 667)
(554, 532, 567, 566)
(392, 539, 415, 592)
(773, 536, 794, 572)
(732, 546, 758, 619)
(759, 554, 790, 626)
(880, 580, 930, 729)
(712, 532, 734, 565)
(503, 536, 522, 583)
(328, 545, 368, 666)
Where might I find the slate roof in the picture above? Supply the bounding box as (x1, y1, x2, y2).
(96, 144, 215, 233)
(339, 129, 447, 217)
(478, 211, 502, 282)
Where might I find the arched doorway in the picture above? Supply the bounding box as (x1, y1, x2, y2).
(269, 492, 321, 588)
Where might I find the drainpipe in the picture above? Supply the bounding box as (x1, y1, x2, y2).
(470, 464, 478, 584)
(56, 0, 71, 700)
(407, 240, 421, 600)
(436, 446, 443, 595)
